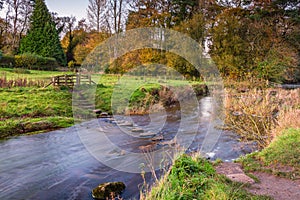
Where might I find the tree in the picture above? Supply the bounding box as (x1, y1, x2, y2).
(87, 0, 106, 32)
(106, 0, 125, 33)
(171, 0, 199, 25)
(60, 16, 77, 63)
(19, 0, 66, 65)
(126, 0, 173, 29)
(2, 0, 34, 54)
(73, 30, 108, 65)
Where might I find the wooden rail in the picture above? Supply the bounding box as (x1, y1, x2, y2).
(45, 73, 96, 88)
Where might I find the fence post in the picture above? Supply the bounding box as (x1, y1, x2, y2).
(52, 77, 56, 86)
(89, 74, 92, 85)
(77, 73, 81, 86)
(64, 74, 67, 86)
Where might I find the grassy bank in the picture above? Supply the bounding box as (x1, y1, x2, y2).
(144, 81, 300, 199)
(144, 128, 300, 199)
(0, 87, 74, 138)
(143, 154, 271, 200)
(238, 128, 300, 179)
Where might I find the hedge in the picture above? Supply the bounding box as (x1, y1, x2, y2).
(14, 53, 59, 71)
(0, 53, 60, 71)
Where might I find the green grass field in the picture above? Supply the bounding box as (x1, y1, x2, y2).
(0, 67, 73, 81)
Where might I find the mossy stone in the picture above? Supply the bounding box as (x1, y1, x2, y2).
(92, 182, 126, 199)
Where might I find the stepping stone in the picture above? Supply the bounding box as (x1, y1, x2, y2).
(227, 174, 255, 184)
(118, 121, 133, 127)
(139, 143, 157, 152)
(92, 182, 126, 200)
(99, 112, 109, 118)
(131, 128, 144, 133)
(139, 132, 157, 138)
(216, 163, 255, 184)
(151, 135, 164, 141)
(160, 139, 176, 146)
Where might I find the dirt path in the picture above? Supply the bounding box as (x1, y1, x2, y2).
(216, 163, 300, 200)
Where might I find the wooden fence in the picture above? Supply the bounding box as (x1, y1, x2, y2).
(45, 73, 96, 88)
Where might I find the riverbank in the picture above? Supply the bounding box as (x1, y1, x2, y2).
(142, 154, 271, 200)
(0, 68, 208, 139)
(143, 83, 300, 200)
(143, 128, 300, 200)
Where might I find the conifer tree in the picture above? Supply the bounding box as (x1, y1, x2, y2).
(19, 0, 66, 65)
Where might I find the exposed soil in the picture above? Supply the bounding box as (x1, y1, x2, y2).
(248, 171, 300, 200)
(216, 162, 300, 200)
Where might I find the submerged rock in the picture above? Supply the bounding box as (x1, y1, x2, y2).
(92, 182, 126, 200)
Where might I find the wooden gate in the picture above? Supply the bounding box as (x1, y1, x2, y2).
(45, 73, 95, 88)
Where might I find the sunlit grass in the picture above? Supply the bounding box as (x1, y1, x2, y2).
(143, 154, 271, 200)
(238, 128, 300, 179)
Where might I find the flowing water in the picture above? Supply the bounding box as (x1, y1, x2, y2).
(0, 97, 254, 200)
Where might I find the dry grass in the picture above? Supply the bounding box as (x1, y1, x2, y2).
(0, 76, 46, 88)
(224, 87, 300, 148)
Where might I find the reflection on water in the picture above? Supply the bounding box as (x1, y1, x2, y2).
(0, 97, 254, 200)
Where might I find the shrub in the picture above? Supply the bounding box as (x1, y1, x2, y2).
(14, 53, 59, 70)
(15, 53, 38, 68)
(12, 68, 31, 74)
(0, 55, 15, 68)
(68, 60, 75, 68)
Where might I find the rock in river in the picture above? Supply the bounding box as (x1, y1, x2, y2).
(139, 131, 157, 138)
(131, 127, 144, 133)
(92, 182, 126, 200)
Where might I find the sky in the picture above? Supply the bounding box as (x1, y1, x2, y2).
(0, 0, 89, 20)
(46, 0, 89, 20)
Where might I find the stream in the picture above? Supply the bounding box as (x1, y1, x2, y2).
(0, 97, 254, 200)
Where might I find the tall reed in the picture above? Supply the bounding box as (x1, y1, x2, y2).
(224, 87, 300, 148)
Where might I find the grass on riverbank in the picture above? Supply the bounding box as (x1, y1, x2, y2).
(238, 128, 300, 180)
(142, 154, 271, 200)
(0, 87, 74, 139)
(0, 68, 208, 139)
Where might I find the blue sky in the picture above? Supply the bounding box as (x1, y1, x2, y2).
(46, 0, 89, 20)
(0, 0, 89, 20)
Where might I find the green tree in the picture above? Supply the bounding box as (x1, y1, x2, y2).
(19, 0, 66, 65)
(171, 0, 199, 25)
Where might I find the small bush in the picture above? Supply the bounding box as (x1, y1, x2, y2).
(12, 68, 31, 74)
(15, 53, 38, 68)
(0, 55, 15, 68)
(68, 60, 75, 68)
